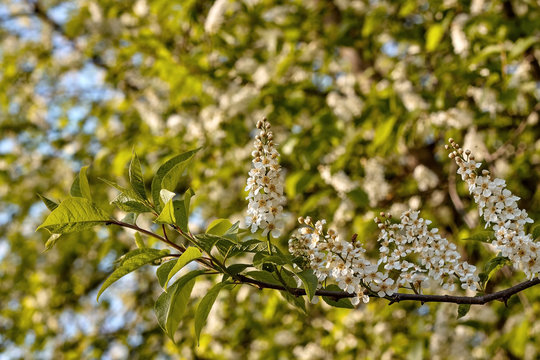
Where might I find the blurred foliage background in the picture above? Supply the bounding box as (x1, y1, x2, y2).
(1, 0, 540, 358)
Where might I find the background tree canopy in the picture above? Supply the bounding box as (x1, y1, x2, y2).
(1, 0, 539, 358)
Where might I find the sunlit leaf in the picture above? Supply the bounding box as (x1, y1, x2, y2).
(129, 152, 147, 200)
(37, 193, 58, 211)
(70, 166, 92, 201)
(37, 197, 109, 234)
(164, 247, 202, 289)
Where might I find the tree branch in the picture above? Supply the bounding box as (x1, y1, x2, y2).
(237, 273, 540, 305)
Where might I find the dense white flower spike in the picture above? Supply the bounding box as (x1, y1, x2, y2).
(362, 158, 390, 207)
(245, 119, 286, 238)
(446, 138, 537, 279)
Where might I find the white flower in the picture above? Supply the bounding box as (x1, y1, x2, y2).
(448, 138, 536, 278)
(372, 278, 396, 297)
(245, 119, 286, 238)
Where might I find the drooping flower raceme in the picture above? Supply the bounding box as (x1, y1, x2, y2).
(377, 211, 479, 292)
(245, 119, 286, 238)
(289, 217, 380, 305)
(289, 211, 479, 305)
(447, 138, 537, 278)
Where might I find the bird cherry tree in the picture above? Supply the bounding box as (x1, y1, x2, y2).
(37, 118, 539, 342)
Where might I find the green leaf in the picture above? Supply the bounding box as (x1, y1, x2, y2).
(37, 193, 58, 211)
(164, 247, 202, 289)
(155, 270, 205, 340)
(44, 233, 61, 251)
(111, 193, 152, 213)
(183, 188, 194, 216)
(463, 231, 494, 243)
(347, 188, 369, 207)
(509, 37, 539, 59)
(99, 178, 139, 199)
(100, 178, 151, 213)
(135, 232, 145, 248)
(173, 199, 189, 232)
(426, 24, 444, 51)
(245, 270, 282, 286)
(155, 199, 176, 225)
(226, 264, 251, 276)
(160, 189, 176, 204)
(296, 269, 318, 301)
(371, 117, 397, 149)
(157, 259, 178, 288)
(322, 285, 355, 309)
(37, 197, 109, 234)
(97, 248, 168, 300)
(70, 166, 92, 200)
(253, 253, 291, 268)
(195, 283, 231, 345)
(151, 149, 199, 212)
(480, 255, 510, 286)
(532, 224, 540, 241)
(206, 219, 233, 236)
(121, 212, 137, 225)
(457, 304, 471, 319)
(129, 152, 147, 200)
(280, 290, 306, 314)
(285, 171, 313, 198)
(154, 198, 190, 232)
(195, 233, 237, 255)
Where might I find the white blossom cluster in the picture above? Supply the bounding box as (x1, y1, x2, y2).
(245, 119, 286, 238)
(318, 165, 358, 197)
(377, 211, 479, 292)
(289, 217, 385, 305)
(447, 138, 537, 278)
(362, 158, 390, 207)
(413, 164, 439, 191)
(288, 210, 480, 305)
